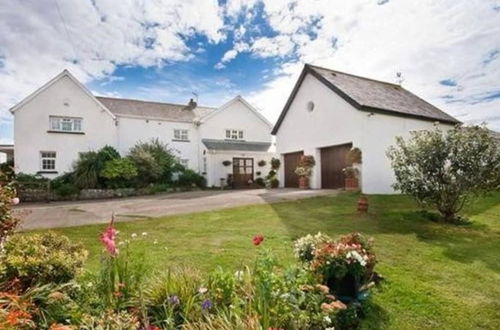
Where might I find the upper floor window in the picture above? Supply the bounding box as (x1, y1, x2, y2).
(40, 151, 56, 171)
(225, 129, 244, 140)
(50, 116, 82, 132)
(173, 129, 189, 141)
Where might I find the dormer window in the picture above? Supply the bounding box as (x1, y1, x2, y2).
(49, 116, 82, 132)
(226, 129, 244, 140)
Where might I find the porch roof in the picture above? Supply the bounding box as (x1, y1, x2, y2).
(202, 139, 271, 152)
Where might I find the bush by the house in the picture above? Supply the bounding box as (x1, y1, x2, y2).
(128, 139, 177, 185)
(176, 169, 207, 188)
(100, 158, 138, 188)
(73, 145, 121, 189)
(50, 172, 79, 198)
(387, 125, 500, 223)
(255, 177, 265, 187)
(0, 232, 88, 290)
(0, 219, 376, 329)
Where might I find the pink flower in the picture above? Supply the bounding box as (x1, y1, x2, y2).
(252, 234, 264, 246)
(11, 197, 19, 205)
(100, 217, 118, 256)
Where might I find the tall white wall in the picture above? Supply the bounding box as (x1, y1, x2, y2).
(13, 75, 118, 177)
(117, 116, 199, 170)
(275, 73, 454, 194)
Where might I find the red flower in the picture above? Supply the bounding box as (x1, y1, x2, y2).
(252, 234, 264, 246)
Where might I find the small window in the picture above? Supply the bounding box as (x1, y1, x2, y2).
(306, 101, 315, 112)
(225, 129, 244, 140)
(180, 159, 189, 167)
(174, 129, 189, 141)
(49, 116, 82, 132)
(40, 151, 56, 171)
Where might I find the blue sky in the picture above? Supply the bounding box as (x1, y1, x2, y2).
(1, 0, 500, 147)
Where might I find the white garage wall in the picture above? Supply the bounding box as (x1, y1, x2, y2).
(275, 72, 454, 194)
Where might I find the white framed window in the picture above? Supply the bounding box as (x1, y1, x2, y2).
(180, 159, 189, 167)
(173, 129, 189, 141)
(225, 129, 244, 140)
(40, 151, 56, 171)
(49, 116, 82, 132)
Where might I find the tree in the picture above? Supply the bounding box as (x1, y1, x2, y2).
(387, 125, 500, 223)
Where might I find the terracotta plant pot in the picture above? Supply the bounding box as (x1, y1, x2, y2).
(345, 177, 359, 191)
(298, 176, 310, 189)
(357, 195, 368, 212)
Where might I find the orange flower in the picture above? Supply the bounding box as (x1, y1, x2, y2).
(315, 284, 329, 294)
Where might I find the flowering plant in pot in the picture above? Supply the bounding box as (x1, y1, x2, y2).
(342, 166, 359, 191)
(308, 233, 376, 302)
(295, 155, 316, 189)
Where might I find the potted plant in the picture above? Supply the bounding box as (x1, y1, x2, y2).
(222, 160, 232, 167)
(343, 166, 359, 191)
(295, 155, 316, 189)
(257, 160, 266, 167)
(346, 147, 362, 165)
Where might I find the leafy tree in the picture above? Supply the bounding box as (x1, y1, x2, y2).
(100, 158, 138, 188)
(387, 125, 500, 223)
(128, 139, 176, 185)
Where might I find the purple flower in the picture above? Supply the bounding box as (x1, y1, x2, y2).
(168, 295, 180, 305)
(201, 299, 213, 310)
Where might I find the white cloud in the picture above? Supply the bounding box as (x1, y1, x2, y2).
(0, 0, 225, 130)
(246, 0, 500, 131)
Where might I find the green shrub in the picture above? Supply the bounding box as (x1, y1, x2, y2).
(129, 139, 176, 185)
(177, 169, 206, 188)
(255, 177, 265, 187)
(270, 157, 281, 170)
(73, 145, 120, 189)
(1, 232, 88, 289)
(100, 158, 138, 188)
(51, 173, 79, 198)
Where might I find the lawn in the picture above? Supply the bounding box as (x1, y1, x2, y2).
(34, 191, 500, 329)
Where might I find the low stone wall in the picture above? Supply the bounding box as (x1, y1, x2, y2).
(18, 186, 200, 203)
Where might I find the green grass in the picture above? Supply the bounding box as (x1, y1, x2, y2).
(34, 192, 500, 329)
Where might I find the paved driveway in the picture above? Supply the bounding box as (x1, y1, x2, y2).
(16, 188, 338, 230)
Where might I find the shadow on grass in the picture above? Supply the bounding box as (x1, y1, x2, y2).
(265, 191, 500, 274)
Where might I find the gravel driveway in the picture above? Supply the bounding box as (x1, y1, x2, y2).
(16, 188, 338, 230)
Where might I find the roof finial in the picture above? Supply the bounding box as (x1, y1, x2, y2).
(396, 72, 404, 85)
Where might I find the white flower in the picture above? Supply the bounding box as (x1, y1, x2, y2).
(86, 282, 93, 287)
(11, 197, 20, 205)
(118, 241, 125, 246)
(153, 239, 158, 245)
(131, 233, 137, 238)
(323, 315, 332, 324)
(198, 287, 208, 294)
(234, 270, 244, 280)
(142, 232, 148, 236)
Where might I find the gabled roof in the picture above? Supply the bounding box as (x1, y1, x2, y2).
(200, 95, 273, 128)
(96, 97, 216, 122)
(9, 70, 116, 120)
(202, 139, 271, 152)
(272, 64, 461, 134)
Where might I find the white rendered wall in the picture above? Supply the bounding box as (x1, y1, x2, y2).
(13, 75, 118, 178)
(117, 116, 200, 170)
(275, 73, 454, 194)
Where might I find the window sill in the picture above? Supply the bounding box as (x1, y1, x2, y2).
(47, 130, 85, 135)
(37, 171, 58, 174)
(172, 139, 190, 142)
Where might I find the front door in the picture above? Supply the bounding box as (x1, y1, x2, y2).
(233, 158, 253, 187)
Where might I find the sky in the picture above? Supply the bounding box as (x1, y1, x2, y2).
(1, 0, 500, 146)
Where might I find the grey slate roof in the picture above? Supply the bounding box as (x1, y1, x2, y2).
(272, 64, 460, 134)
(202, 139, 271, 152)
(96, 96, 216, 122)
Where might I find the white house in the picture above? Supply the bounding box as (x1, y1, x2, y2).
(9, 70, 274, 187)
(272, 64, 461, 194)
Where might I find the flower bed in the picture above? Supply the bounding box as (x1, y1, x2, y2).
(0, 218, 379, 329)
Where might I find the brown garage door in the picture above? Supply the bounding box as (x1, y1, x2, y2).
(321, 143, 352, 189)
(284, 151, 304, 188)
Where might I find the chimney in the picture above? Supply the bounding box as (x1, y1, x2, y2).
(184, 98, 197, 110)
